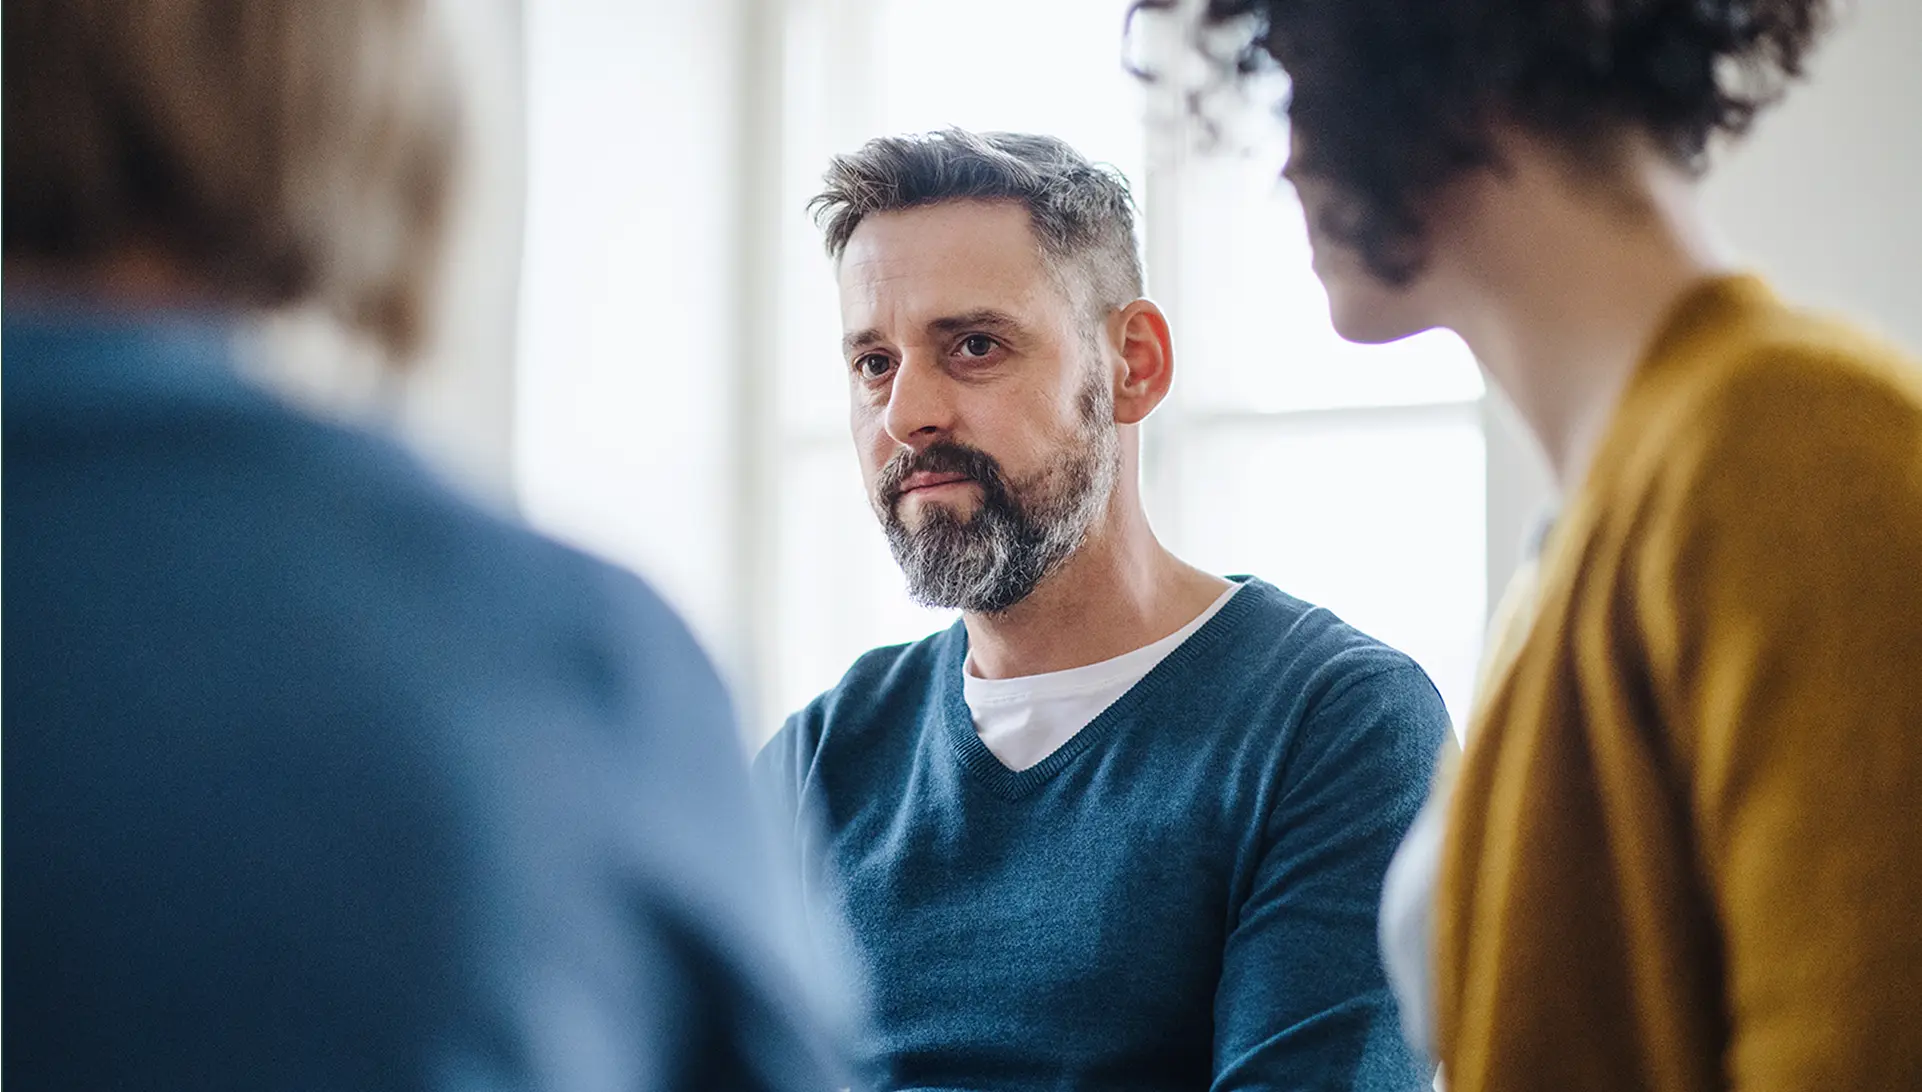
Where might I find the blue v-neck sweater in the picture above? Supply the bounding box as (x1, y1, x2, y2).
(755, 578, 1448, 1091)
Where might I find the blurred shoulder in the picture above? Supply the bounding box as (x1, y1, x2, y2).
(1649, 295, 1922, 522)
(1659, 282, 1922, 467)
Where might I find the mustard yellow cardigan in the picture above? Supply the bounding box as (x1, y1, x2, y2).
(1438, 276, 1922, 1090)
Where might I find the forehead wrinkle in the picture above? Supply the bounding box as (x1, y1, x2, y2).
(926, 308, 1028, 340)
(836, 206, 1072, 350)
(842, 273, 1039, 336)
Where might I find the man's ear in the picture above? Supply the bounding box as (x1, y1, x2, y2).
(1109, 299, 1173, 426)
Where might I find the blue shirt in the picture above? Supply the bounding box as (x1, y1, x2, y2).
(3, 307, 839, 1090)
(756, 578, 1448, 1091)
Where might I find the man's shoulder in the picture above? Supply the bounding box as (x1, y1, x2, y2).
(1227, 577, 1433, 695)
(1221, 579, 1449, 794)
(762, 622, 961, 767)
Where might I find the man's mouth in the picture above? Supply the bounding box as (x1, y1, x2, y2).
(899, 471, 976, 495)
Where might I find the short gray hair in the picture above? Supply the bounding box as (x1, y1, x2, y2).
(809, 129, 1144, 317)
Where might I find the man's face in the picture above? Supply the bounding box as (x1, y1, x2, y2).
(836, 199, 1119, 614)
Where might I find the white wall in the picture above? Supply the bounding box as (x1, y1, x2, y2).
(1705, 0, 1922, 353)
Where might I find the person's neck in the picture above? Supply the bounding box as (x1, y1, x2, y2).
(962, 501, 1229, 680)
(5, 247, 219, 314)
(1443, 155, 1729, 494)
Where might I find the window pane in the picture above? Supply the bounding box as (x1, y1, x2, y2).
(776, 0, 864, 439)
(1174, 153, 1484, 413)
(769, 441, 956, 736)
(1168, 411, 1486, 727)
(878, 0, 1145, 192)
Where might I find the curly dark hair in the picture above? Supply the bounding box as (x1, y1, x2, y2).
(1133, 0, 1833, 283)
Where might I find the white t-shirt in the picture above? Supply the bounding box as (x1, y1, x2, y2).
(962, 580, 1244, 773)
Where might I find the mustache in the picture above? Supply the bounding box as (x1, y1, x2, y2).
(876, 441, 1010, 511)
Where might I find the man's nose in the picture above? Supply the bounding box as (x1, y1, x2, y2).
(882, 353, 955, 448)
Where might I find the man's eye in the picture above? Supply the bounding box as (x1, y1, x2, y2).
(854, 354, 893, 380)
(959, 334, 996, 358)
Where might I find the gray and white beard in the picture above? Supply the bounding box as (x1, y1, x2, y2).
(877, 384, 1119, 615)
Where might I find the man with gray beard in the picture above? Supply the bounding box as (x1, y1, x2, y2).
(753, 129, 1447, 1092)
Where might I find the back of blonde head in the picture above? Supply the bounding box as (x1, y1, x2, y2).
(4, 0, 459, 358)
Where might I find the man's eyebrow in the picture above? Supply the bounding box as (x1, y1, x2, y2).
(841, 327, 886, 356)
(926, 309, 1026, 339)
(841, 310, 1027, 356)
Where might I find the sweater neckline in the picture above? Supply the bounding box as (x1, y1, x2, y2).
(935, 575, 1266, 800)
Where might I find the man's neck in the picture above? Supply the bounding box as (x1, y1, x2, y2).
(962, 503, 1230, 680)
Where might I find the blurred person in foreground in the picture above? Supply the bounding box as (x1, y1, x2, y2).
(754, 128, 1447, 1090)
(1140, 0, 1922, 1088)
(2, 2, 839, 1088)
